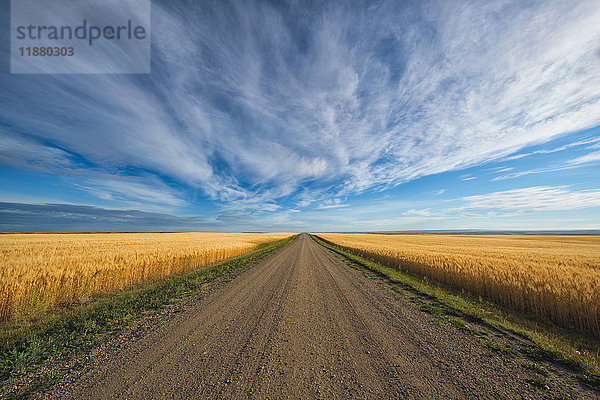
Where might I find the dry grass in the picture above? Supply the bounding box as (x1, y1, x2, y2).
(317, 233, 600, 337)
(0, 232, 291, 322)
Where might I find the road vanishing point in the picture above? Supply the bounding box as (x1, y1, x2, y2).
(48, 234, 594, 399)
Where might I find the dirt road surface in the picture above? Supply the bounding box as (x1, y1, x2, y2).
(48, 234, 597, 399)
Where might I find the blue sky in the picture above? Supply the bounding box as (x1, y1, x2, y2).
(1, 0, 600, 232)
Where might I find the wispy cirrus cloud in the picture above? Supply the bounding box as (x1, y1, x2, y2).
(491, 165, 575, 181)
(0, 201, 305, 232)
(76, 177, 187, 211)
(0, 202, 207, 232)
(492, 148, 600, 181)
(567, 151, 600, 165)
(500, 137, 600, 162)
(1, 0, 600, 216)
(458, 186, 600, 213)
(403, 208, 434, 217)
(0, 132, 75, 172)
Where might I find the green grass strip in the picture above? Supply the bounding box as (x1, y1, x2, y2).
(0, 235, 297, 384)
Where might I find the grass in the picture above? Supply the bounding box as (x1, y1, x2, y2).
(0, 235, 297, 392)
(525, 376, 550, 391)
(485, 341, 519, 358)
(524, 362, 549, 376)
(519, 346, 581, 371)
(446, 318, 488, 337)
(311, 234, 600, 391)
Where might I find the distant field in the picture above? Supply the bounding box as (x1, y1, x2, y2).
(317, 233, 600, 336)
(0, 232, 291, 322)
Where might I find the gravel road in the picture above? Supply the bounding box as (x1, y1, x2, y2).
(48, 234, 598, 399)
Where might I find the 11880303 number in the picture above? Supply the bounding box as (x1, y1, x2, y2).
(19, 47, 74, 56)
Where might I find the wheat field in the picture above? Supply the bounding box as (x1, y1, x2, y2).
(0, 232, 291, 322)
(317, 233, 600, 336)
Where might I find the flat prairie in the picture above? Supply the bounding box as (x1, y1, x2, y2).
(317, 233, 600, 336)
(0, 232, 291, 322)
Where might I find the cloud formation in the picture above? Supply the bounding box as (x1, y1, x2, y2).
(0, 202, 304, 232)
(0, 202, 205, 232)
(1, 0, 600, 213)
(459, 186, 600, 213)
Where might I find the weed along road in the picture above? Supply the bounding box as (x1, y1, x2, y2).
(49, 234, 596, 399)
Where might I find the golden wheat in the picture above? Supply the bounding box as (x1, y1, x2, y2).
(0, 232, 291, 322)
(317, 233, 600, 336)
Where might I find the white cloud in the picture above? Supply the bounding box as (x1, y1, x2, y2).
(501, 137, 600, 161)
(77, 177, 186, 211)
(459, 186, 600, 213)
(297, 158, 328, 178)
(0, 133, 73, 171)
(491, 165, 576, 181)
(491, 167, 514, 173)
(315, 203, 349, 210)
(492, 148, 600, 181)
(567, 151, 600, 165)
(315, 197, 349, 210)
(403, 208, 433, 217)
